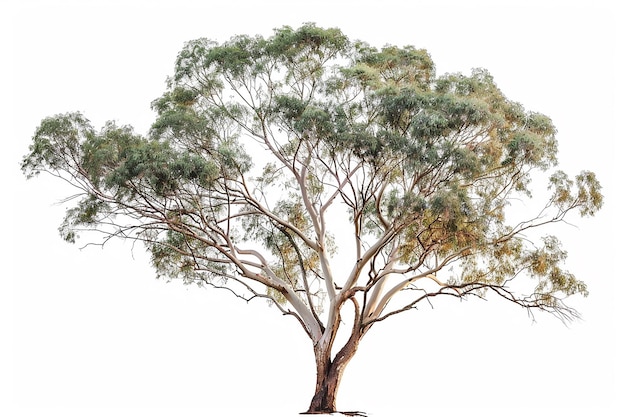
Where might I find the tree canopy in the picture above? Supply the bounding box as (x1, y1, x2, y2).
(21, 23, 603, 414)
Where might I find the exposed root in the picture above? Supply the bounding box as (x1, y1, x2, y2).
(300, 411, 367, 416)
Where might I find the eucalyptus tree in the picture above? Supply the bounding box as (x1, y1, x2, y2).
(21, 24, 602, 414)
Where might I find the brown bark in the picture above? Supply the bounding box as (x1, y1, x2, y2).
(306, 356, 339, 413)
(300, 347, 365, 415)
(304, 326, 361, 413)
(304, 354, 362, 413)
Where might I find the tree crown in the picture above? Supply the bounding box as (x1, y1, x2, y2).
(22, 24, 602, 337)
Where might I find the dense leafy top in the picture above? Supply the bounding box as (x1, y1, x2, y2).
(22, 24, 602, 338)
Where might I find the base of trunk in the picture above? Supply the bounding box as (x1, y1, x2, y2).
(300, 411, 367, 416)
(307, 315, 363, 416)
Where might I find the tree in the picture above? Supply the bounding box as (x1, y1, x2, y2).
(21, 24, 602, 414)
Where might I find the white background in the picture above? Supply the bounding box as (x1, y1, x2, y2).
(2, 1, 623, 416)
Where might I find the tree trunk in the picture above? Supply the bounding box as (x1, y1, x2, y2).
(304, 335, 360, 414)
(306, 358, 341, 413)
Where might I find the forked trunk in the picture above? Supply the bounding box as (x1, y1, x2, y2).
(304, 336, 360, 414)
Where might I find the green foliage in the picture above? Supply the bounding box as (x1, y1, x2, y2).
(21, 112, 93, 178)
(58, 194, 109, 243)
(355, 44, 434, 88)
(89, 126, 218, 197)
(22, 23, 602, 328)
